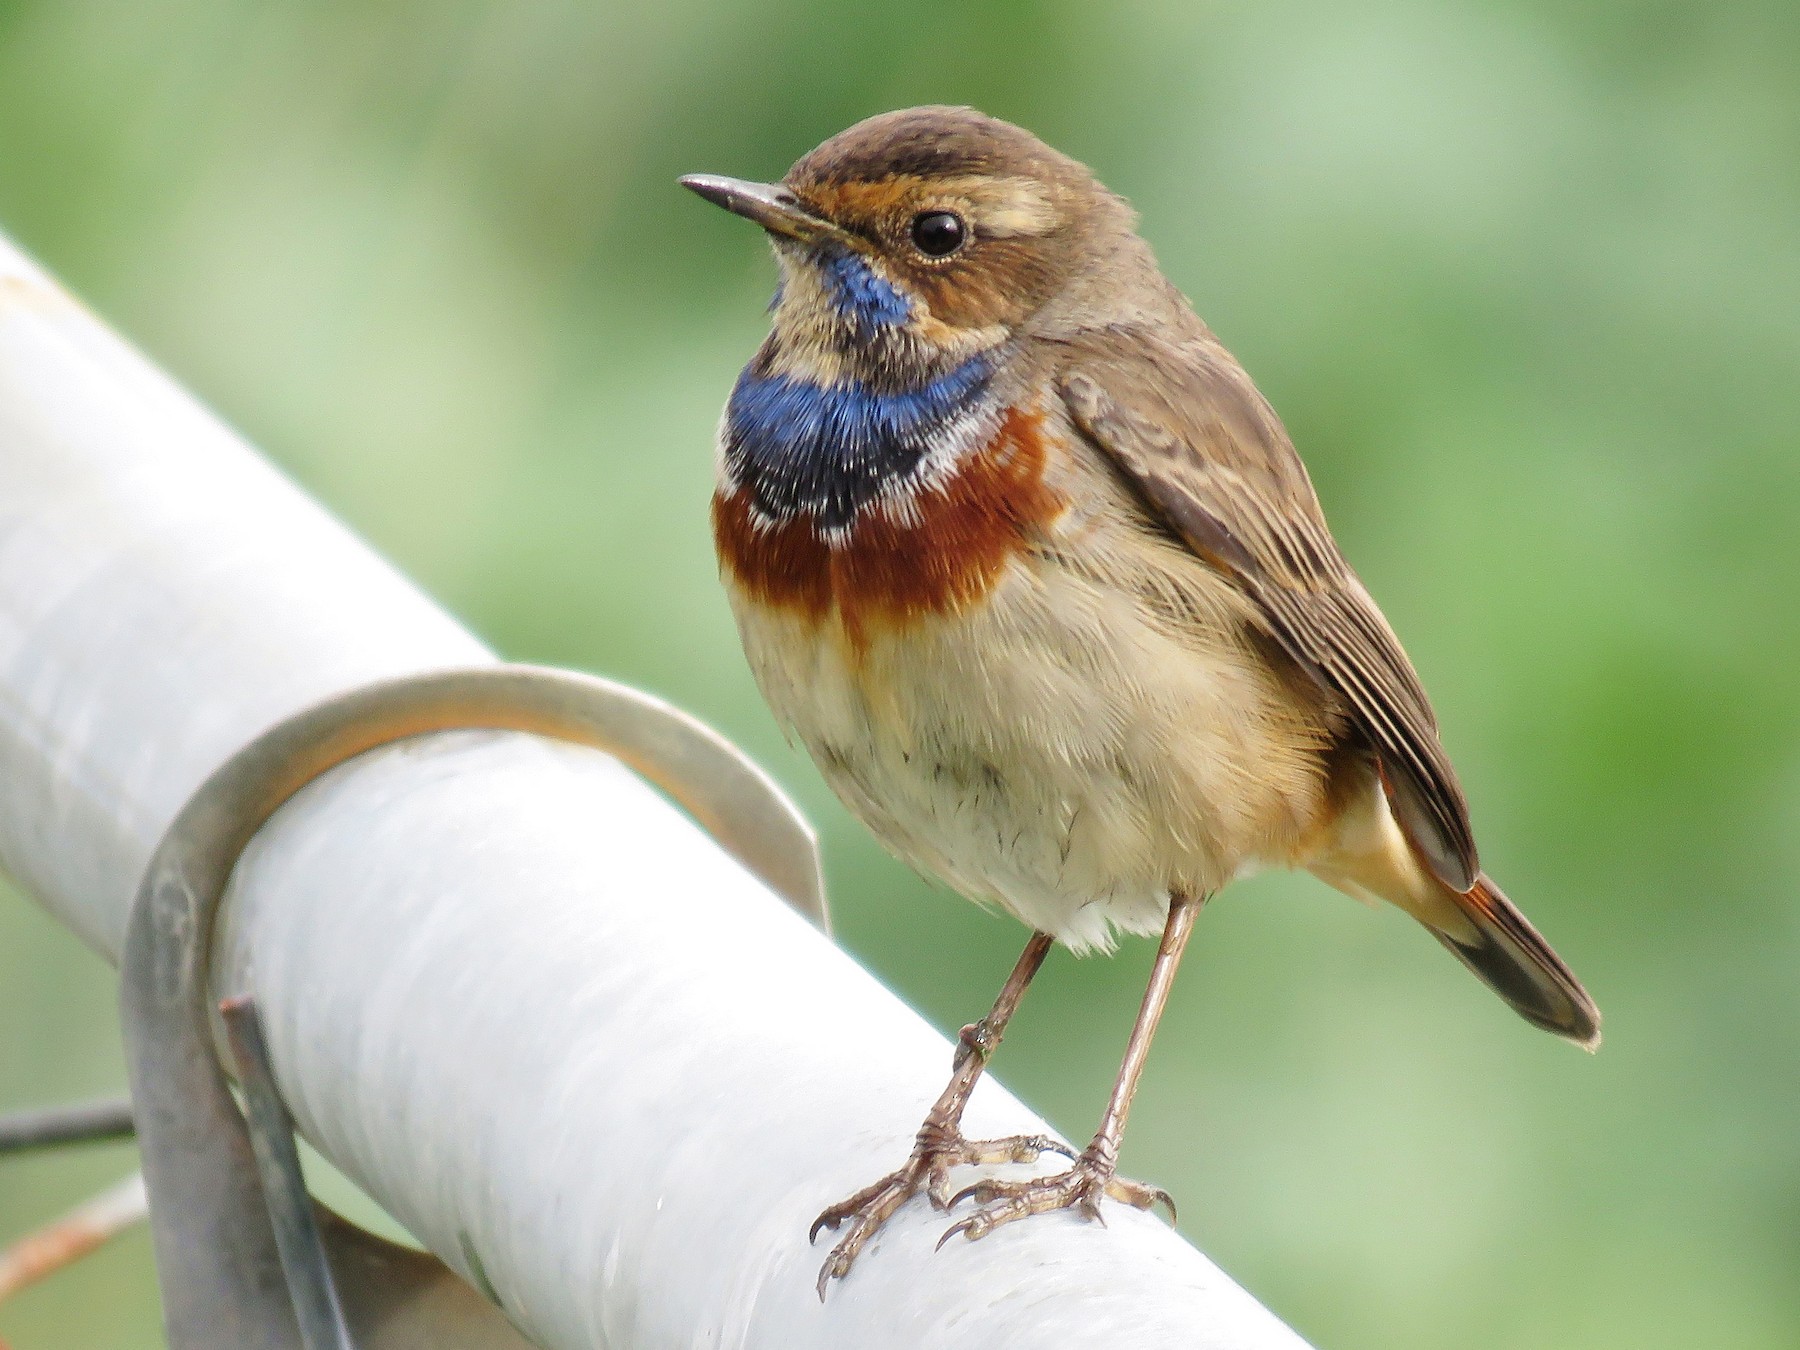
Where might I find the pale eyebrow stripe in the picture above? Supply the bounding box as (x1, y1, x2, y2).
(937, 175, 1056, 238)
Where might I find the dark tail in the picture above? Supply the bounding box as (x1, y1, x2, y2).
(1432, 873, 1601, 1050)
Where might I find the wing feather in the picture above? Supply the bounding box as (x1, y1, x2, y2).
(1058, 331, 1478, 890)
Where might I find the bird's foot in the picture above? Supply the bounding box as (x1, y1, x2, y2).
(810, 1125, 1073, 1296)
(937, 1146, 1175, 1247)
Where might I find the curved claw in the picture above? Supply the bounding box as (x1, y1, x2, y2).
(945, 1180, 987, 1211)
(810, 1168, 905, 1246)
(813, 1175, 913, 1299)
(1016, 1133, 1078, 1163)
(934, 1159, 1179, 1254)
(935, 1217, 977, 1252)
(812, 1130, 1089, 1291)
(1140, 1185, 1177, 1224)
(815, 1250, 851, 1300)
(1102, 1175, 1177, 1223)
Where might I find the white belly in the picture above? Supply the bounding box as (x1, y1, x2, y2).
(724, 548, 1332, 954)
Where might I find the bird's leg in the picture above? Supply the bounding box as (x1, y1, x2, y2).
(811, 930, 1070, 1294)
(940, 892, 1200, 1246)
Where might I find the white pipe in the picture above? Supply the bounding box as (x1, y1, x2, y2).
(0, 242, 490, 957)
(0, 234, 1309, 1348)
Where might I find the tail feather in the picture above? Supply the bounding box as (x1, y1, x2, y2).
(1308, 776, 1601, 1048)
(1433, 873, 1601, 1050)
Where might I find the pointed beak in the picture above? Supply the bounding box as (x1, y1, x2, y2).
(679, 174, 840, 243)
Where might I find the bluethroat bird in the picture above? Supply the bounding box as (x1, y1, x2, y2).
(682, 106, 1599, 1293)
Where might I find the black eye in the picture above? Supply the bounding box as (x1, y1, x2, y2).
(909, 211, 966, 257)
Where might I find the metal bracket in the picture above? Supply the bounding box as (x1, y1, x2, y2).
(118, 663, 828, 1348)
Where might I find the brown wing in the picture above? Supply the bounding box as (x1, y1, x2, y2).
(1057, 328, 1478, 891)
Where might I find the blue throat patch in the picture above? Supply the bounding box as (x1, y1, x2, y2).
(817, 247, 911, 335)
(724, 352, 995, 532)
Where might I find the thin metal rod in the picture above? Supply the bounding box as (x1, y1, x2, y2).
(0, 1172, 148, 1302)
(1088, 894, 1202, 1165)
(0, 1097, 134, 1153)
(219, 996, 355, 1350)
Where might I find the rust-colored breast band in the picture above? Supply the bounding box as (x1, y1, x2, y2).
(714, 406, 1063, 645)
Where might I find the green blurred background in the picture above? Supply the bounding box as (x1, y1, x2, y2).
(1, 0, 1796, 1345)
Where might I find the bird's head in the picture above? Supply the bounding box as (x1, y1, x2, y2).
(683, 107, 1141, 387)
